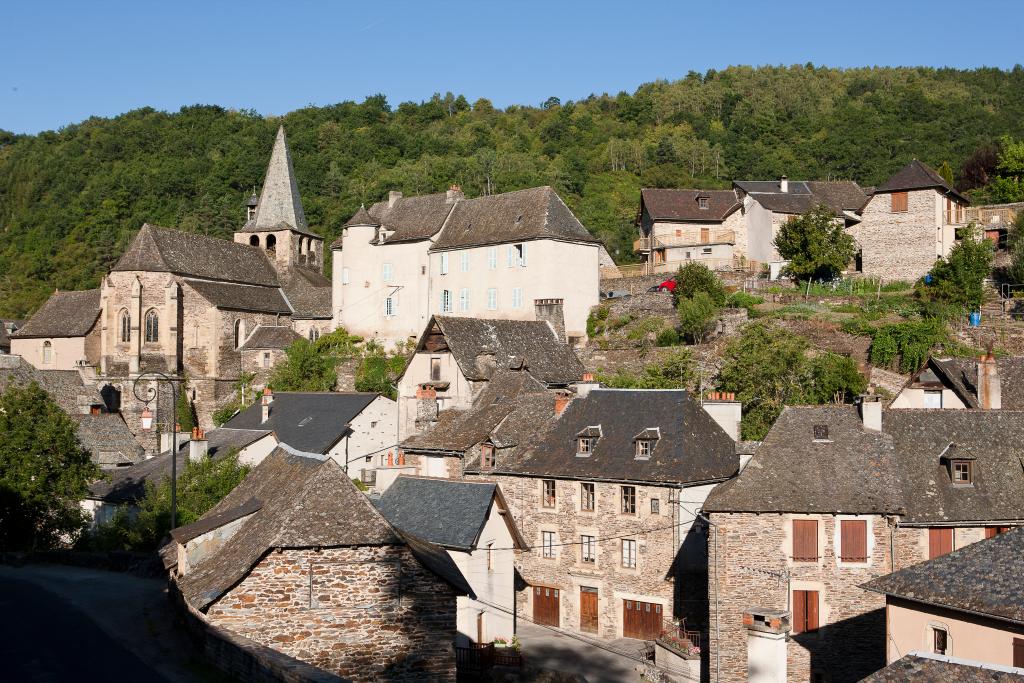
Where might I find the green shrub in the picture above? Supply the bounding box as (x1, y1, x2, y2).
(674, 263, 727, 306)
(626, 317, 665, 340)
(587, 307, 611, 337)
(726, 291, 763, 314)
(608, 314, 633, 330)
(655, 328, 680, 346)
(677, 291, 719, 343)
(868, 320, 947, 372)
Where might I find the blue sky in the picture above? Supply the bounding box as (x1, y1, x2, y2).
(2, 0, 1022, 135)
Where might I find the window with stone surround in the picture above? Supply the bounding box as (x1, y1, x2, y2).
(542, 480, 556, 508)
(839, 519, 868, 563)
(621, 539, 637, 568)
(262, 352, 271, 368)
(541, 531, 555, 558)
(581, 483, 595, 511)
(891, 191, 909, 213)
(144, 309, 159, 343)
(650, 498, 660, 515)
(42, 341, 52, 365)
(581, 535, 596, 563)
(621, 486, 636, 515)
(932, 626, 948, 655)
(577, 437, 594, 456)
(119, 310, 131, 343)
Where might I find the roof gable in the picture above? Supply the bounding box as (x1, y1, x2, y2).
(640, 188, 740, 222)
(875, 160, 969, 204)
(12, 289, 101, 338)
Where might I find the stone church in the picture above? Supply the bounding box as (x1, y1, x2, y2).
(11, 126, 331, 436)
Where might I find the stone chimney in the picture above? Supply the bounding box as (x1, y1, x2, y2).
(189, 427, 209, 462)
(554, 391, 571, 417)
(534, 298, 566, 342)
(261, 387, 273, 424)
(779, 176, 788, 193)
(446, 184, 463, 204)
(576, 372, 600, 398)
(388, 190, 403, 208)
(978, 346, 1001, 410)
(743, 608, 791, 683)
(859, 394, 882, 432)
(703, 391, 741, 442)
(415, 384, 438, 429)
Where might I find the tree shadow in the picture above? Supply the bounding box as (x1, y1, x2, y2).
(790, 607, 886, 683)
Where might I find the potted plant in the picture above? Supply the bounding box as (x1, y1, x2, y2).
(493, 637, 508, 648)
(509, 635, 521, 652)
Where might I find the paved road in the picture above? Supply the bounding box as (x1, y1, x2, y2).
(0, 564, 227, 683)
(516, 620, 649, 683)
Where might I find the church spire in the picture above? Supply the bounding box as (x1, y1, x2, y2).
(251, 126, 310, 234)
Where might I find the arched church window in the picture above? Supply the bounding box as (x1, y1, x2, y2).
(308, 328, 320, 342)
(266, 234, 277, 253)
(234, 319, 245, 349)
(119, 310, 131, 343)
(144, 309, 159, 343)
(249, 235, 260, 247)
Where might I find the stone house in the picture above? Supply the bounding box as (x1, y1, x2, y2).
(863, 526, 1024, 672)
(330, 185, 605, 348)
(703, 402, 1024, 682)
(169, 445, 473, 682)
(11, 126, 331, 432)
(853, 159, 970, 281)
(487, 387, 739, 642)
(636, 188, 745, 273)
(395, 314, 584, 440)
(237, 324, 301, 386)
(222, 388, 397, 480)
(376, 475, 527, 646)
(890, 352, 1024, 410)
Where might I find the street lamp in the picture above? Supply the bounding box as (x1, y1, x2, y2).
(133, 371, 182, 530)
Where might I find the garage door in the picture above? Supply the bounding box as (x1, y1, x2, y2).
(623, 599, 662, 640)
(533, 586, 560, 627)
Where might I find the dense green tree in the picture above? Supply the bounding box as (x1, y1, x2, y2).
(673, 262, 727, 306)
(354, 341, 409, 399)
(269, 338, 340, 391)
(921, 226, 994, 311)
(1008, 213, 1024, 284)
(677, 291, 719, 343)
(774, 205, 857, 281)
(802, 352, 868, 404)
(0, 382, 101, 550)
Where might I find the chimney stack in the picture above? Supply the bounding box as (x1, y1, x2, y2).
(702, 391, 741, 442)
(388, 190, 403, 208)
(534, 298, 566, 343)
(780, 176, 788, 193)
(446, 184, 464, 204)
(978, 345, 1001, 410)
(576, 372, 599, 398)
(743, 608, 791, 683)
(261, 387, 273, 423)
(415, 384, 439, 429)
(189, 427, 209, 462)
(554, 391, 571, 417)
(859, 394, 882, 432)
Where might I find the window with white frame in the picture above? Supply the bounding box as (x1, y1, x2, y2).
(440, 252, 449, 275)
(621, 539, 637, 568)
(507, 245, 515, 267)
(515, 243, 527, 266)
(581, 535, 596, 563)
(342, 267, 350, 284)
(384, 296, 396, 317)
(460, 252, 470, 272)
(512, 287, 523, 309)
(42, 341, 52, 365)
(459, 288, 470, 312)
(488, 247, 497, 269)
(487, 288, 498, 310)
(382, 262, 393, 283)
(542, 531, 555, 558)
(440, 289, 453, 313)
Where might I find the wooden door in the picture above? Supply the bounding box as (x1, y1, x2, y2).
(700, 227, 710, 244)
(580, 587, 599, 633)
(623, 599, 662, 640)
(1014, 638, 1024, 668)
(533, 586, 559, 627)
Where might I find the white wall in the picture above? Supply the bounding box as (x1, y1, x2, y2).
(11, 336, 88, 371)
(328, 395, 398, 473)
(235, 433, 280, 467)
(427, 238, 600, 341)
(890, 387, 968, 410)
(744, 199, 778, 266)
(449, 498, 517, 646)
(396, 351, 474, 439)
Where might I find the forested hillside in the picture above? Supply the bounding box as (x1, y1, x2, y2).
(2, 64, 1024, 317)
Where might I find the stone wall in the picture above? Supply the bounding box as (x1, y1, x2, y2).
(893, 525, 991, 570)
(490, 474, 689, 640)
(205, 545, 458, 682)
(707, 512, 895, 683)
(856, 190, 942, 282)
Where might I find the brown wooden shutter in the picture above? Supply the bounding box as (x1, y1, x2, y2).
(929, 528, 953, 559)
(792, 590, 807, 634)
(1014, 638, 1024, 668)
(891, 192, 908, 212)
(793, 519, 818, 561)
(841, 520, 868, 562)
(806, 591, 819, 631)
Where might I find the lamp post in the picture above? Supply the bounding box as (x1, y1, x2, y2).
(132, 371, 182, 530)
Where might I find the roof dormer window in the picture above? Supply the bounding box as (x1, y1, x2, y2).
(939, 443, 976, 486)
(576, 425, 602, 457)
(697, 196, 709, 210)
(952, 459, 973, 485)
(812, 425, 830, 442)
(633, 427, 660, 460)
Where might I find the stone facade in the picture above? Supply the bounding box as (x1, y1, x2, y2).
(707, 512, 895, 683)
(491, 473, 703, 640)
(205, 545, 458, 682)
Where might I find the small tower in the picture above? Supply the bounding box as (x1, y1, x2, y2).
(234, 126, 324, 273)
(245, 190, 259, 222)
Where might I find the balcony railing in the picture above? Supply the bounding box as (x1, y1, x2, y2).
(601, 255, 762, 280)
(634, 230, 736, 252)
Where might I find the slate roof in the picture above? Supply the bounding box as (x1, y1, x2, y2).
(861, 654, 1024, 682)
(171, 498, 263, 544)
(733, 179, 869, 216)
(114, 224, 280, 287)
(343, 205, 380, 228)
(0, 359, 103, 415)
(239, 325, 301, 351)
(279, 266, 332, 319)
(640, 188, 740, 222)
(183, 279, 291, 314)
(875, 159, 969, 204)
(375, 476, 500, 551)
(863, 526, 1024, 625)
(422, 316, 584, 387)
(72, 414, 145, 467)
(222, 392, 379, 454)
(432, 186, 600, 251)
(242, 126, 320, 237)
(12, 289, 101, 338)
(365, 192, 456, 244)
(704, 405, 905, 515)
(507, 389, 738, 485)
(177, 447, 402, 610)
(884, 410, 1024, 524)
(921, 356, 1024, 410)
(87, 427, 273, 504)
